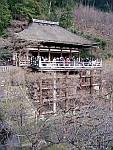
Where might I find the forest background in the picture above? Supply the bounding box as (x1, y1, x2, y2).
(1, 0, 113, 33)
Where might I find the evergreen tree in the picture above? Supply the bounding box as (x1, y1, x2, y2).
(0, 0, 11, 34)
(59, 0, 74, 28)
(80, 0, 112, 12)
(7, 0, 48, 20)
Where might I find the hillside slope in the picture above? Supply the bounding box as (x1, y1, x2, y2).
(74, 5, 113, 54)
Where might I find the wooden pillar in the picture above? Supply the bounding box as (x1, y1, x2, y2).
(39, 79, 42, 114)
(61, 48, 63, 57)
(26, 50, 29, 60)
(53, 72, 57, 113)
(78, 51, 81, 62)
(90, 70, 94, 94)
(12, 53, 17, 66)
(65, 71, 69, 111)
(38, 47, 40, 56)
(59, 77, 61, 103)
(18, 51, 21, 67)
(69, 49, 72, 58)
(79, 71, 82, 88)
(99, 69, 102, 97)
(48, 48, 51, 61)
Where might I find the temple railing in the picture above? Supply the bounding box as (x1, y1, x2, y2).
(30, 59, 102, 70)
(0, 66, 17, 72)
(0, 59, 102, 70)
(19, 60, 30, 67)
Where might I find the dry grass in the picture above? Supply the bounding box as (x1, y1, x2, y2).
(74, 5, 113, 52)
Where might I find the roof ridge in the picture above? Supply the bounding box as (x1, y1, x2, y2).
(32, 19, 59, 26)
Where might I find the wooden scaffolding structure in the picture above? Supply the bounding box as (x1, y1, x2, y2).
(29, 68, 102, 115)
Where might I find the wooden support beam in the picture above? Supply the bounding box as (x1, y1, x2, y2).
(39, 79, 42, 114)
(48, 48, 51, 61)
(53, 72, 57, 113)
(61, 48, 62, 57)
(65, 71, 69, 111)
(26, 50, 29, 60)
(78, 51, 81, 62)
(69, 49, 72, 58)
(38, 47, 40, 56)
(99, 69, 102, 97)
(79, 71, 82, 89)
(90, 70, 94, 95)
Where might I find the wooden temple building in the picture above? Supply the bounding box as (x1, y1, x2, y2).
(13, 19, 102, 114)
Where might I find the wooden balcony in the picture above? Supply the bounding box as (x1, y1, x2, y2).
(29, 59, 102, 71)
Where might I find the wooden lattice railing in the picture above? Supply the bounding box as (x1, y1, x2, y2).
(0, 66, 17, 72)
(19, 59, 102, 70)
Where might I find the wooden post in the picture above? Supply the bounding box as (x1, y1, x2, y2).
(18, 52, 21, 67)
(90, 70, 94, 94)
(59, 77, 61, 103)
(61, 48, 63, 57)
(79, 71, 82, 89)
(12, 53, 17, 66)
(53, 72, 57, 113)
(48, 48, 51, 61)
(70, 49, 72, 58)
(78, 51, 81, 62)
(26, 49, 29, 60)
(99, 69, 102, 97)
(39, 79, 42, 114)
(38, 47, 40, 56)
(65, 71, 69, 111)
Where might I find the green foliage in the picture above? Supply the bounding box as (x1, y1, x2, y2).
(102, 49, 113, 59)
(0, 0, 75, 35)
(48, 0, 74, 28)
(0, 0, 11, 35)
(59, 0, 74, 28)
(80, 49, 91, 58)
(7, 0, 48, 20)
(78, 0, 113, 12)
(71, 27, 111, 59)
(59, 8, 73, 28)
(0, 0, 113, 35)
